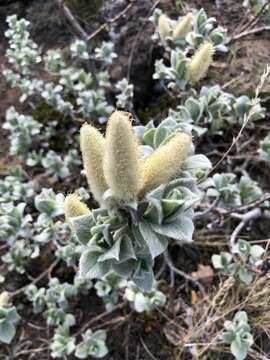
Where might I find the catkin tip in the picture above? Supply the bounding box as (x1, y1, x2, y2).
(64, 193, 90, 221)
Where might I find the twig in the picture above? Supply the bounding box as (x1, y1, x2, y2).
(239, 0, 270, 33)
(75, 302, 125, 336)
(87, 2, 134, 42)
(229, 209, 270, 251)
(10, 259, 60, 298)
(209, 65, 270, 175)
(164, 251, 209, 300)
(140, 337, 158, 360)
(194, 197, 220, 220)
(226, 26, 270, 45)
(55, 0, 98, 86)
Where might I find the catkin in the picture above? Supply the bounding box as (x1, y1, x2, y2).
(103, 111, 141, 202)
(140, 133, 192, 197)
(173, 13, 193, 40)
(158, 14, 171, 39)
(63, 193, 90, 220)
(186, 42, 214, 84)
(80, 123, 108, 203)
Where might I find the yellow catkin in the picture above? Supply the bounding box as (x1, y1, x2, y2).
(104, 111, 141, 202)
(158, 14, 171, 39)
(173, 13, 193, 40)
(80, 123, 108, 203)
(0, 292, 10, 306)
(140, 133, 192, 197)
(186, 42, 214, 84)
(63, 194, 90, 221)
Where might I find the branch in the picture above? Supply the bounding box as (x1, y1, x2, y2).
(55, 0, 98, 86)
(87, 2, 133, 42)
(164, 250, 209, 300)
(10, 259, 60, 299)
(239, 0, 270, 33)
(226, 26, 270, 45)
(229, 208, 270, 251)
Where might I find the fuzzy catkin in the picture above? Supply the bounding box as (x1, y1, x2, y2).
(64, 194, 90, 220)
(104, 111, 141, 202)
(80, 123, 108, 203)
(173, 13, 193, 40)
(0, 292, 10, 306)
(158, 14, 171, 39)
(186, 42, 214, 84)
(140, 133, 192, 197)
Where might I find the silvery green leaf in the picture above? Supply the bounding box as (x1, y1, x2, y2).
(238, 267, 253, 285)
(118, 235, 136, 263)
(161, 198, 184, 218)
(143, 199, 164, 225)
(0, 321, 16, 344)
(234, 311, 248, 323)
(153, 126, 170, 148)
(183, 155, 212, 172)
(151, 213, 194, 242)
(71, 214, 94, 245)
(79, 249, 101, 278)
(112, 260, 135, 277)
(139, 221, 168, 258)
(143, 128, 155, 147)
(212, 252, 232, 270)
(230, 338, 250, 360)
(98, 239, 121, 262)
(134, 293, 147, 312)
(185, 98, 203, 122)
(75, 343, 89, 359)
(133, 262, 154, 292)
(250, 245, 264, 260)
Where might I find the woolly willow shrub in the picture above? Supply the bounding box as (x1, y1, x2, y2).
(64, 111, 212, 291)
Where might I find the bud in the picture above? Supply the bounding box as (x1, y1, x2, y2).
(186, 42, 214, 83)
(104, 111, 141, 202)
(140, 133, 192, 197)
(64, 194, 90, 221)
(158, 14, 171, 39)
(80, 123, 108, 203)
(173, 13, 193, 40)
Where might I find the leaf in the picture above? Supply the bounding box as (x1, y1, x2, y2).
(250, 245, 264, 260)
(133, 262, 154, 292)
(0, 321, 16, 344)
(191, 264, 214, 288)
(183, 155, 212, 172)
(231, 338, 249, 360)
(153, 126, 169, 148)
(143, 128, 155, 147)
(139, 221, 168, 258)
(238, 267, 253, 285)
(75, 343, 89, 359)
(98, 239, 121, 262)
(79, 249, 100, 278)
(71, 214, 94, 245)
(151, 214, 194, 242)
(119, 235, 137, 263)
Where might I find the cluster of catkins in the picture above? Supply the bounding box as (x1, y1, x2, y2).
(64, 110, 191, 217)
(158, 12, 215, 84)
